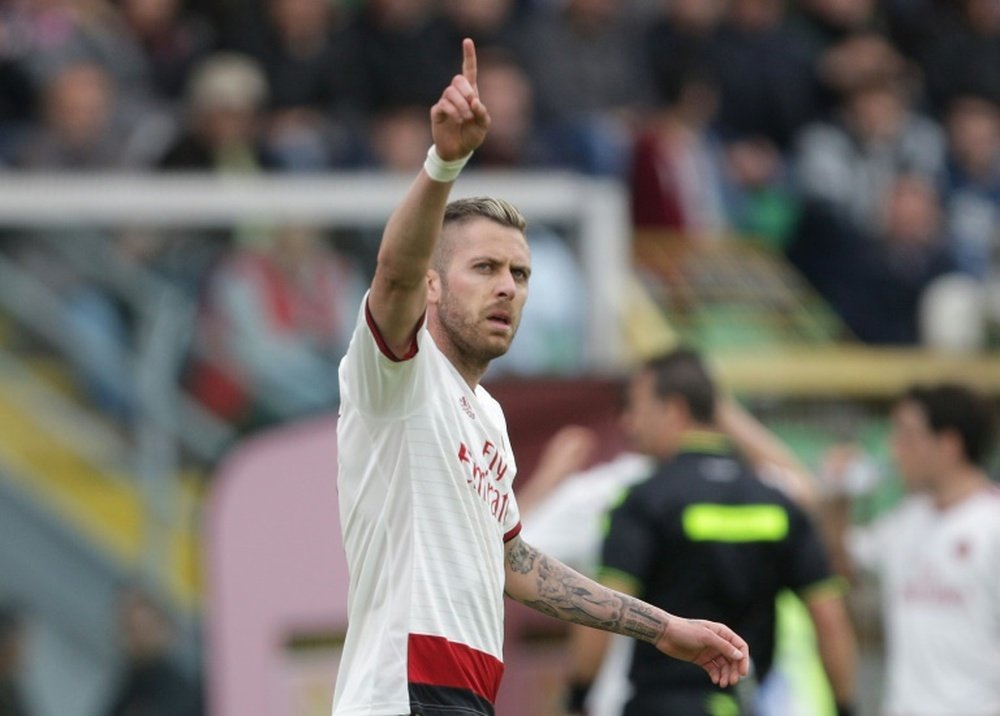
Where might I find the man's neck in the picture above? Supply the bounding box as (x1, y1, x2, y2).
(931, 465, 991, 510)
(429, 325, 488, 390)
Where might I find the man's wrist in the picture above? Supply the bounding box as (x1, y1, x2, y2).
(423, 145, 472, 182)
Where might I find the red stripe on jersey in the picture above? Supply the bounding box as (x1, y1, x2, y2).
(503, 522, 522, 543)
(364, 299, 421, 362)
(407, 633, 504, 703)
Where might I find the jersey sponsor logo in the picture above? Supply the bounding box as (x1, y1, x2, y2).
(902, 565, 966, 605)
(457, 440, 512, 526)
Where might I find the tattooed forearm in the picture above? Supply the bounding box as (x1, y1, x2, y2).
(504, 537, 669, 644)
(505, 535, 537, 575)
(621, 601, 666, 642)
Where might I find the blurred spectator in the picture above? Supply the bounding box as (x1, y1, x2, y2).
(942, 95, 1000, 277)
(630, 65, 728, 236)
(789, 173, 959, 344)
(644, 0, 726, 107)
(817, 30, 909, 104)
(0, 45, 36, 166)
(793, 76, 945, 233)
(3, 0, 121, 83)
(467, 48, 564, 170)
(111, 0, 215, 104)
(919, 273, 991, 353)
(341, 0, 455, 113)
(714, 0, 819, 150)
(15, 61, 135, 169)
(788, 0, 881, 55)
(440, 0, 521, 53)
(721, 136, 800, 251)
(231, 0, 365, 170)
(159, 52, 270, 171)
(103, 587, 200, 716)
(0, 603, 30, 716)
(786, 0, 908, 114)
(367, 104, 430, 171)
(188, 225, 364, 429)
(2, 0, 174, 156)
(882, 0, 963, 62)
(920, 0, 1000, 114)
(514, 0, 651, 175)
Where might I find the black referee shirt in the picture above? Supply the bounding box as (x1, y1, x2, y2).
(599, 431, 835, 694)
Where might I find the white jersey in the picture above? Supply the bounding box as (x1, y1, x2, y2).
(848, 487, 1000, 716)
(333, 297, 521, 716)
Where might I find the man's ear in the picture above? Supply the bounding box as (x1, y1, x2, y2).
(427, 269, 441, 304)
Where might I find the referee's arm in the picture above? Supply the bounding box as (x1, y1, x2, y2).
(802, 580, 858, 716)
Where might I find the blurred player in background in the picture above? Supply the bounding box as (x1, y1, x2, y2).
(332, 39, 749, 716)
(824, 383, 1000, 716)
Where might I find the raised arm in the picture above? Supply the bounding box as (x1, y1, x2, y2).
(367, 39, 491, 356)
(503, 535, 749, 688)
(804, 589, 858, 713)
(718, 397, 822, 514)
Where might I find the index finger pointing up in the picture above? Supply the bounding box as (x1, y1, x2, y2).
(462, 38, 477, 92)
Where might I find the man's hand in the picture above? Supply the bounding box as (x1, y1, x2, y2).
(430, 38, 491, 160)
(655, 618, 750, 688)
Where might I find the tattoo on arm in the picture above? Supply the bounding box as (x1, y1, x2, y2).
(506, 536, 537, 575)
(505, 538, 668, 643)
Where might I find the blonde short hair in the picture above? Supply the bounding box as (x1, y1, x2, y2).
(433, 197, 527, 275)
(443, 197, 527, 233)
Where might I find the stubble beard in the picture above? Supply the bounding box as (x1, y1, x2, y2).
(437, 290, 514, 369)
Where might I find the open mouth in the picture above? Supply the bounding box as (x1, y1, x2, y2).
(487, 313, 512, 328)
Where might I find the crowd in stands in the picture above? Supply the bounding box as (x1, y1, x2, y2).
(0, 0, 998, 429)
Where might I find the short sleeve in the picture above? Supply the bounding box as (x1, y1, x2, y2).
(781, 504, 836, 594)
(338, 292, 425, 416)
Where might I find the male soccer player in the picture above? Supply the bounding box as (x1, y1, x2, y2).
(825, 383, 1000, 716)
(332, 39, 749, 716)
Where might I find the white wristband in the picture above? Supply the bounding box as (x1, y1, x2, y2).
(423, 145, 472, 183)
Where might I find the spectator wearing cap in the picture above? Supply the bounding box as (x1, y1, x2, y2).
(158, 52, 271, 171)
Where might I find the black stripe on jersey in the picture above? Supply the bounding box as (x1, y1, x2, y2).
(408, 683, 495, 716)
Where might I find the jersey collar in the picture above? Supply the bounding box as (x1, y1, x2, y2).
(677, 430, 732, 456)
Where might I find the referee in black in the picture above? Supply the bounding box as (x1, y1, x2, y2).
(567, 349, 857, 716)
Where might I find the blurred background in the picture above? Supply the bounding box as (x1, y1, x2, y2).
(0, 0, 997, 714)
